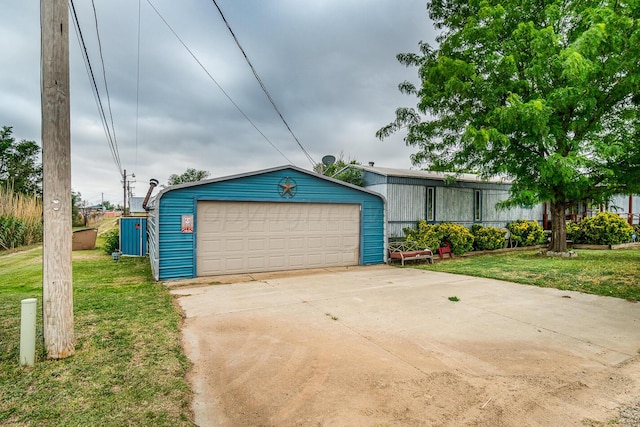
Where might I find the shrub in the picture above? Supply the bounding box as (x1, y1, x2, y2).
(565, 221, 585, 244)
(102, 229, 120, 254)
(507, 219, 546, 247)
(437, 223, 474, 255)
(0, 187, 42, 250)
(578, 212, 633, 245)
(404, 220, 440, 251)
(0, 216, 26, 250)
(472, 225, 507, 251)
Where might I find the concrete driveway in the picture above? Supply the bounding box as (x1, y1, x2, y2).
(171, 265, 640, 426)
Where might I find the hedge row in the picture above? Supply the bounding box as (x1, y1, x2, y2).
(403, 219, 546, 256)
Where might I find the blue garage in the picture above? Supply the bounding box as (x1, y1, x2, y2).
(146, 165, 386, 281)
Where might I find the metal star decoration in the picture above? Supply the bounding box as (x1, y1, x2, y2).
(278, 177, 297, 198)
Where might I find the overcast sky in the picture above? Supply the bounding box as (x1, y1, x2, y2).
(1, 0, 436, 205)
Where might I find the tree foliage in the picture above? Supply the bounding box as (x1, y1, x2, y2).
(71, 191, 84, 227)
(100, 200, 115, 211)
(378, 0, 640, 251)
(168, 168, 211, 186)
(0, 126, 42, 195)
(316, 156, 364, 186)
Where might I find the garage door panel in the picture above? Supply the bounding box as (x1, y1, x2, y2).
(289, 237, 304, 249)
(307, 237, 323, 249)
(248, 239, 265, 250)
(269, 238, 286, 250)
(325, 253, 338, 264)
(288, 255, 306, 267)
(197, 202, 360, 276)
(225, 258, 243, 270)
(325, 236, 340, 248)
(247, 256, 265, 269)
(268, 255, 286, 268)
(306, 255, 323, 266)
(199, 258, 221, 271)
(226, 220, 246, 233)
(290, 221, 306, 232)
(308, 221, 324, 232)
(226, 239, 244, 252)
(269, 221, 287, 233)
(248, 221, 266, 232)
(343, 252, 357, 263)
(342, 236, 359, 246)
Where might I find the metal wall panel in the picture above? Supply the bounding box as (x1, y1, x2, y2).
(386, 184, 425, 238)
(362, 169, 545, 231)
(482, 189, 544, 227)
(437, 187, 474, 223)
(119, 217, 147, 256)
(146, 207, 159, 280)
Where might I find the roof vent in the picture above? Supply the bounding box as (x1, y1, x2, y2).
(142, 178, 159, 211)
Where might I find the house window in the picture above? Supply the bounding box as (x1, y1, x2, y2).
(474, 190, 482, 222)
(426, 187, 435, 222)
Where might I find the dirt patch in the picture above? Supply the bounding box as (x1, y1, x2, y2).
(174, 268, 640, 426)
(182, 312, 639, 426)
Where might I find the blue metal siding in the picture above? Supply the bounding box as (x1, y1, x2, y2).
(120, 217, 147, 256)
(156, 196, 196, 280)
(147, 207, 159, 280)
(361, 200, 385, 264)
(153, 167, 385, 280)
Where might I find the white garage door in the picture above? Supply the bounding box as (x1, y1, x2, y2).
(196, 201, 360, 276)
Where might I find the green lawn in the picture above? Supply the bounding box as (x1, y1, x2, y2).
(417, 249, 640, 301)
(3, 244, 638, 426)
(0, 246, 194, 426)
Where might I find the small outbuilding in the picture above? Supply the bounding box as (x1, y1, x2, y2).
(146, 165, 386, 281)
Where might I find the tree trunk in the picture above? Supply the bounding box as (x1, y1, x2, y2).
(549, 201, 567, 252)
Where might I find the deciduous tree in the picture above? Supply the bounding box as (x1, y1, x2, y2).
(316, 156, 364, 186)
(0, 126, 42, 195)
(167, 168, 210, 185)
(378, 0, 640, 252)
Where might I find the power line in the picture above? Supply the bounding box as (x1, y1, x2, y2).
(135, 0, 142, 172)
(210, 0, 317, 168)
(69, 0, 122, 176)
(144, 0, 295, 165)
(90, 0, 121, 173)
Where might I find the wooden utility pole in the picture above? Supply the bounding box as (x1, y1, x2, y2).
(123, 169, 127, 216)
(41, 0, 74, 358)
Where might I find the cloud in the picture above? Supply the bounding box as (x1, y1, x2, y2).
(1, 0, 436, 204)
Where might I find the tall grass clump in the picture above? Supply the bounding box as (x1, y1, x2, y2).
(0, 186, 42, 250)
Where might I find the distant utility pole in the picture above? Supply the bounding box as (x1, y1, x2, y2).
(41, 0, 74, 359)
(123, 169, 127, 216)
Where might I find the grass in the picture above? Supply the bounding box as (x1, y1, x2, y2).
(325, 312, 339, 321)
(0, 235, 194, 425)
(418, 249, 640, 301)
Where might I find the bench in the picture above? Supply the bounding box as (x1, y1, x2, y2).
(388, 241, 434, 266)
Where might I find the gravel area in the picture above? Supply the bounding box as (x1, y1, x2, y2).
(619, 401, 640, 426)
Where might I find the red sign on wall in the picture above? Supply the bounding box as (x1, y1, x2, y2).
(181, 215, 193, 233)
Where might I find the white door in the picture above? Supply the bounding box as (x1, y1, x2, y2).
(196, 201, 360, 276)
